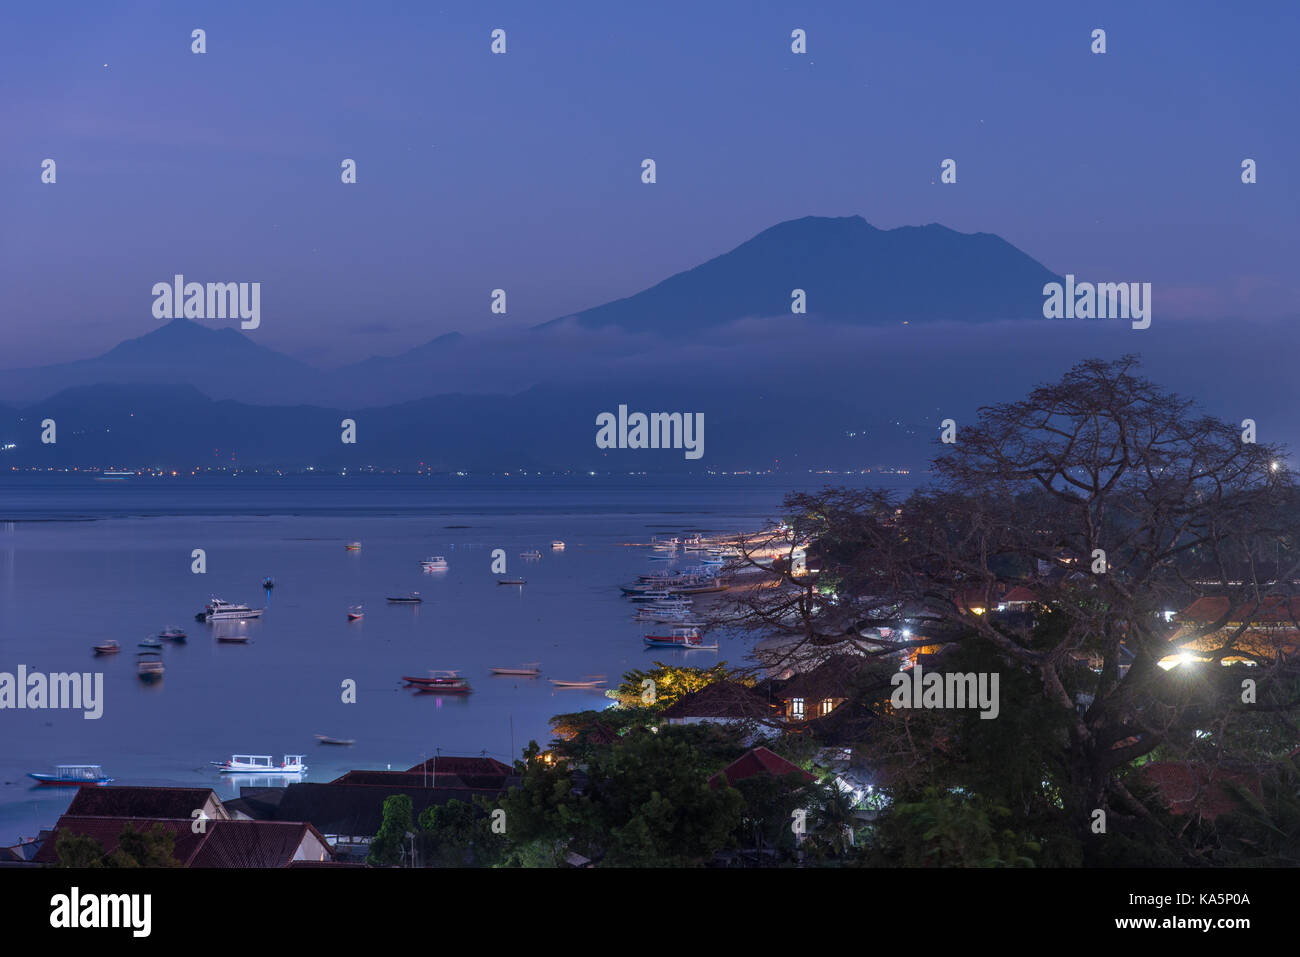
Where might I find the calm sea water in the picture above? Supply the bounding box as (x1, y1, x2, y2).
(0, 474, 918, 843)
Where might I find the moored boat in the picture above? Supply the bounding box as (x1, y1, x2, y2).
(137, 652, 164, 679)
(314, 735, 355, 746)
(549, 675, 606, 688)
(213, 754, 307, 774)
(402, 670, 472, 693)
(139, 637, 163, 649)
(420, 556, 449, 570)
(203, 598, 265, 621)
(347, 604, 364, 620)
(159, 627, 187, 641)
(93, 640, 120, 655)
(490, 663, 541, 677)
(551, 540, 565, 550)
(345, 541, 362, 551)
(497, 578, 527, 585)
(643, 627, 717, 650)
(387, 592, 423, 604)
(28, 765, 113, 786)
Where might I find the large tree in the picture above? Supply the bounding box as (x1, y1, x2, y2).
(722, 356, 1300, 862)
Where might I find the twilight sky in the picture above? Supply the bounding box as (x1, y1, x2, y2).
(1, 0, 1296, 367)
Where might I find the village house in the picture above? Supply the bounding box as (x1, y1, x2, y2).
(1165, 596, 1300, 667)
(31, 786, 334, 867)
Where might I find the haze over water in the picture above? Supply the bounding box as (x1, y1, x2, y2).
(0, 473, 919, 842)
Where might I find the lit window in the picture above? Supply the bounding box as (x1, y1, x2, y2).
(822, 698, 835, 715)
(791, 697, 805, 719)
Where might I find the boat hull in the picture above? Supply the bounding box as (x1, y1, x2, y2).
(28, 774, 113, 786)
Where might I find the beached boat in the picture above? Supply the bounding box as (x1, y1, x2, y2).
(421, 556, 449, 570)
(159, 628, 187, 641)
(137, 653, 164, 680)
(402, 670, 472, 693)
(387, 592, 423, 604)
(93, 640, 120, 655)
(28, 765, 113, 786)
(315, 735, 355, 746)
(549, 675, 606, 688)
(497, 578, 527, 586)
(213, 754, 307, 774)
(347, 605, 364, 620)
(490, 663, 541, 677)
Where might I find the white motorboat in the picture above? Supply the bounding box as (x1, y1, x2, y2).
(421, 556, 449, 570)
(551, 541, 565, 550)
(204, 598, 265, 621)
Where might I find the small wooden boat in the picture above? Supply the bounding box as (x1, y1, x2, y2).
(139, 637, 163, 649)
(497, 578, 527, 586)
(315, 734, 355, 746)
(347, 605, 364, 621)
(93, 640, 120, 655)
(159, 628, 187, 641)
(490, 663, 541, 677)
(345, 541, 362, 551)
(137, 653, 164, 680)
(549, 675, 606, 688)
(402, 670, 472, 694)
(387, 592, 423, 604)
(643, 627, 715, 649)
(28, 765, 113, 786)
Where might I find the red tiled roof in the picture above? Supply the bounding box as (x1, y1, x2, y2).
(33, 817, 203, 865)
(1139, 762, 1260, 820)
(1177, 596, 1300, 626)
(66, 786, 220, 820)
(33, 816, 331, 867)
(660, 681, 776, 720)
(405, 756, 512, 777)
(708, 747, 816, 789)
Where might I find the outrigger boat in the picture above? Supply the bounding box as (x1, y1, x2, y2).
(28, 765, 113, 786)
(402, 670, 472, 694)
(643, 627, 718, 650)
(490, 663, 541, 677)
(549, 675, 606, 688)
(93, 640, 120, 655)
(403, 670, 475, 691)
(213, 754, 307, 774)
(387, 592, 423, 604)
